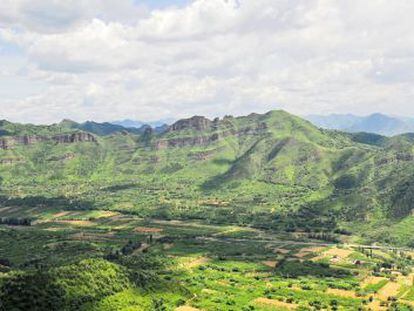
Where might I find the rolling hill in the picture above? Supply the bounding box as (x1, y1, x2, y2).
(0, 110, 413, 246)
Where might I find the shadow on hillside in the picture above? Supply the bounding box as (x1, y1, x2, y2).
(0, 195, 95, 211)
(201, 173, 230, 191)
(274, 259, 351, 278)
(100, 183, 138, 192)
(0, 129, 11, 136)
(200, 159, 236, 191)
(211, 158, 234, 166)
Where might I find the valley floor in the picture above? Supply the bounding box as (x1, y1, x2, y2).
(1, 206, 413, 310)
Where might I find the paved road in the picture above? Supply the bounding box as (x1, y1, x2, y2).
(196, 236, 414, 252)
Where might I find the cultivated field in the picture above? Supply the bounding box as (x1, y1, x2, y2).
(0, 206, 413, 310)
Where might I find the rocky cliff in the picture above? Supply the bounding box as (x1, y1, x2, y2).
(169, 116, 213, 132)
(0, 132, 97, 150)
(155, 119, 268, 150)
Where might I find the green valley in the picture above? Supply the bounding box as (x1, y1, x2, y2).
(0, 110, 413, 310)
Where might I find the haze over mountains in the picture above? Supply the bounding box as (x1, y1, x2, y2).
(306, 113, 414, 136)
(112, 119, 174, 129)
(110, 113, 414, 137)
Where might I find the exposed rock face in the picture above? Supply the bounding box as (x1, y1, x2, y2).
(155, 134, 220, 150)
(0, 132, 97, 150)
(189, 147, 224, 161)
(376, 153, 414, 166)
(0, 136, 47, 150)
(0, 139, 9, 150)
(396, 153, 414, 162)
(155, 122, 268, 150)
(52, 132, 97, 144)
(169, 116, 212, 132)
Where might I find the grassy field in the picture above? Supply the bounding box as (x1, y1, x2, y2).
(0, 207, 413, 310)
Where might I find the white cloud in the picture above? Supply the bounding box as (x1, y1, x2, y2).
(0, 0, 414, 123)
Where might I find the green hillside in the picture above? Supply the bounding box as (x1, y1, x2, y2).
(0, 110, 413, 246)
(1, 110, 414, 310)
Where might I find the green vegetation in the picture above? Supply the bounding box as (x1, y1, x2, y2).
(0, 110, 413, 310)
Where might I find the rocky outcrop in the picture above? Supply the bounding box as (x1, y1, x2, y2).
(188, 147, 224, 161)
(169, 116, 212, 132)
(155, 133, 220, 149)
(0, 136, 48, 150)
(376, 153, 414, 166)
(0, 132, 97, 150)
(52, 132, 97, 144)
(155, 122, 268, 150)
(0, 139, 8, 150)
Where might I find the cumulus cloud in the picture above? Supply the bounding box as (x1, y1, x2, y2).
(0, 0, 413, 123)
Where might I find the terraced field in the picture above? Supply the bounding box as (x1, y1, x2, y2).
(1, 207, 413, 310)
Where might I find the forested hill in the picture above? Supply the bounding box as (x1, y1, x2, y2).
(0, 110, 414, 246)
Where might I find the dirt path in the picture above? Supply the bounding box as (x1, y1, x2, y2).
(197, 236, 414, 253)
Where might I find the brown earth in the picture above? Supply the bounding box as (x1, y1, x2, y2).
(254, 297, 297, 309)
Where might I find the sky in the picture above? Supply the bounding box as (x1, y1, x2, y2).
(0, 0, 413, 124)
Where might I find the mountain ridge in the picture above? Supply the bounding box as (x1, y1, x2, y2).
(0, 110, 413, 246)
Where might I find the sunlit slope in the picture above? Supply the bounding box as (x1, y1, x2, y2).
(0, 110, 413, 245)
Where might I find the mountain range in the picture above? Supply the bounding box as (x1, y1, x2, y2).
(306, 113, 414, 136)
(111, 119, 173, 133)
(0, 110, 413, 247)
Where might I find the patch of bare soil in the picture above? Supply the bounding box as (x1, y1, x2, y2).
(134, 226, 163, 233)
(187, 257, 210, 269)
(367, 299, 387, 311)
(254, 297, 297, 309)
(262, 261, 278, 268)
(52, 211, 70, 218)
(362, 276, 387, 287)
(175, 306, 201, 311)
(295, 246, 325, 258)
(274, 248, 290, 254)
(327, 288, 357, 298)
(55, 220, 94, 226)
(377, 281, 400, 300)
(313, 247, 353, 262)
(94, 211, 119, 219)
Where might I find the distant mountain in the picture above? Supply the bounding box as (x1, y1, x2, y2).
(306, 113, 414, 136)
(111, 119, 175, 129)
(57, 120, 144, 136)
